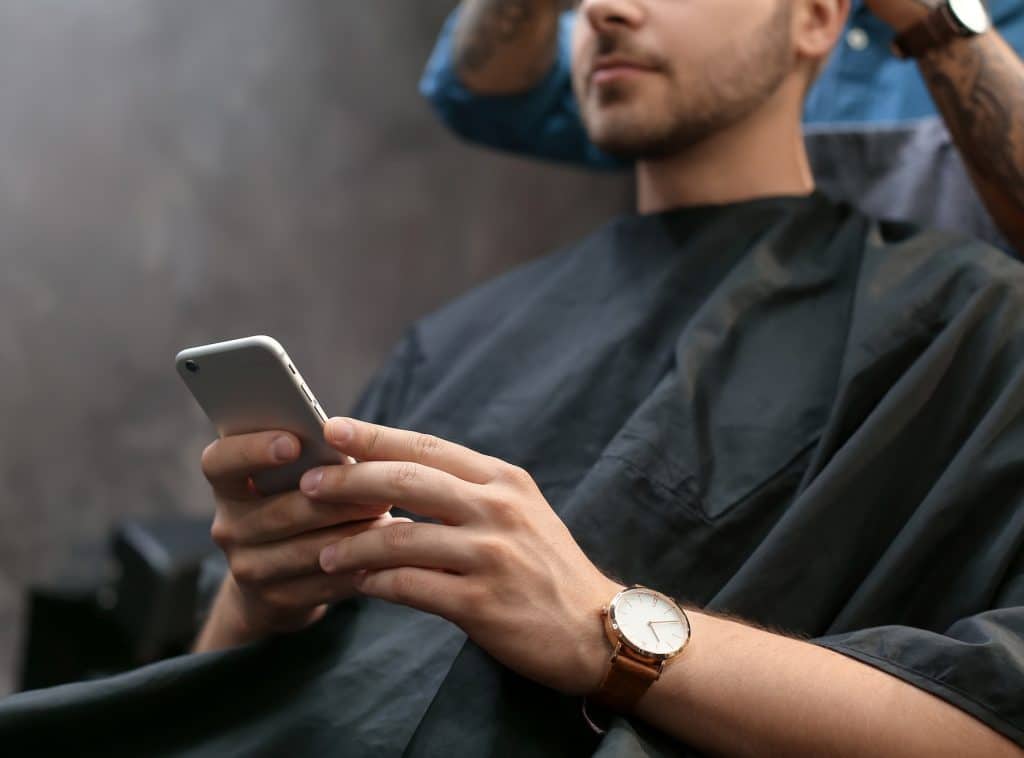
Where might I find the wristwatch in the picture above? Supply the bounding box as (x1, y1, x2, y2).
(891, 0, 991, 59)
(587, 586, 690, 728)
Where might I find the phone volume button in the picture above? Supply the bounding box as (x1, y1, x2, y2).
(300, 384, 313, 402)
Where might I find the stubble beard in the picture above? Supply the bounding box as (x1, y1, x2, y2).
(579, 5, 794, 160)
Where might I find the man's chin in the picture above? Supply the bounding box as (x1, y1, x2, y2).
(589, 129, 684, 161)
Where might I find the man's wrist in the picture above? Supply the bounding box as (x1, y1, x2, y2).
(193, 575, 315, 652)
(574, 580, 625, 696)
(192, 576, 254, 652)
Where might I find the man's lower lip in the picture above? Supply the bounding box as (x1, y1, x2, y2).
(591, 67, 654, 85)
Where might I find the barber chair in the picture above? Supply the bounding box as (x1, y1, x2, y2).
(18, 516, 216, 691)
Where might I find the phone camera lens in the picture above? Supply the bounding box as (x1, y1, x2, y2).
(185, 360, 199, 374)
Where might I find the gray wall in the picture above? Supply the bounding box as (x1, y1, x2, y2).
(0, 0, 628, 694)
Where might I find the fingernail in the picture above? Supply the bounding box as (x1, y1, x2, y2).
(271, 436, 297, 462)
(320, 544, 336, 572)
(327, 418, 354, 444)
(301, 468, 324, 494)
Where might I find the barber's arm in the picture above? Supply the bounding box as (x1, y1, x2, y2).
(870, 0, 1024, 251)
(451, 0, 565, 94)
(420, 3, 621, 166)
(308, 417, 1020, 757)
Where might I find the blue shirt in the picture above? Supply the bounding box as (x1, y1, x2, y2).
(421, 2, 1024, 250)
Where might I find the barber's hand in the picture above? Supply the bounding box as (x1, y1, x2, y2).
(305, 418, 624, 695)
(864, 0, 935, 33)
(199, 430, 408, 644)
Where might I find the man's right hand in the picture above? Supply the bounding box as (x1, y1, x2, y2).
(193, 430, 405, 652)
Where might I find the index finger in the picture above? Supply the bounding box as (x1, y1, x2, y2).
(324, 418, 499, 485)
(201, 430, 300, 499)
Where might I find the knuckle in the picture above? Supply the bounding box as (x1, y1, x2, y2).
(390, 570, 422, 604)
(481, 455, 507, 479)
(287, 540, 320, 574)
(473, 536, 512, 568)
(388, 462, 419, 490)
(229, 556, 262, 586)
(365, 426, 382, 456)
(503, 465, 535, 490)
(483, 493, 523, 527)
(200, 442, 219, 479)
(209, 516, 234, 548)
(260, 586, 297, 612)
(258, 499, 294, 537)
(383, 522, 416, 553)
(463, 579, 491, 609)
(411, 433, 442, 463)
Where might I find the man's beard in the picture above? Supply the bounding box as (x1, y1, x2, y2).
(578, 4, 793, 160)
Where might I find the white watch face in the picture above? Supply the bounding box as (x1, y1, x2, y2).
(610, 588, 690, 657)
(949, 0, 990, 34)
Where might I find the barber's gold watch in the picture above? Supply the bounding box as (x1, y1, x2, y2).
(587, 585, 690, 727)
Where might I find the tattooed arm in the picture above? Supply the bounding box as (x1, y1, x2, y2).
(866, 0, 1024, 251)
(452, 0, 566, 94)
(922, 32, 1024, 251)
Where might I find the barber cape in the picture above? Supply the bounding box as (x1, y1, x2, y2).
(3, 194, 1022, 755)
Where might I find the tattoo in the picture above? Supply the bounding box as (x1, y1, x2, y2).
(455, 0, 550, 79)
(922, 37, 1024, 210)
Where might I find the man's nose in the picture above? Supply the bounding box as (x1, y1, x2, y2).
(581, 0, 646, 33)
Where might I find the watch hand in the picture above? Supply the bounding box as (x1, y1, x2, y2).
(647, 621, 661, 642)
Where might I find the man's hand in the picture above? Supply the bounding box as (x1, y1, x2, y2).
(304, 417, 624, 695)
(193, 430, 409, 651)
(863, 0, 935, 32)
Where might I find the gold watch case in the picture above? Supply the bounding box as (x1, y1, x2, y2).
(601, 585, 691, 664)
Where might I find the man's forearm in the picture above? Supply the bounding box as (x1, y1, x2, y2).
(452, 0, 564, 94)
(633, 610, 1019, 756)
(920, 32, 1024, 252)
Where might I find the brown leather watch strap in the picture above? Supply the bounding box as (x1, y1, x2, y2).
(892, 4, 962, 59)
(591, 648, 662, 714)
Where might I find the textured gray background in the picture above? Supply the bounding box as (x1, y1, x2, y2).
(0, 0, 628, 695)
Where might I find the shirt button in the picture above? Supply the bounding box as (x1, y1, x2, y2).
(846, 27, 870, 51)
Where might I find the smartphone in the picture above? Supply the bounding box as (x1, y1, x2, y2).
(175, 335, 344, 495)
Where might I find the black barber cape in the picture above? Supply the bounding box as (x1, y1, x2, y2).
(3, 194, 1023, 756)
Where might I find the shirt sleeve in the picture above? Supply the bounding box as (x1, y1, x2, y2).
(805, 235, 1024, 749)
(419, 9, 625, 170)
(814, 584, 1024, 747)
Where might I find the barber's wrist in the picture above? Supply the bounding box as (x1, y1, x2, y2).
(865, 0, 936, 34)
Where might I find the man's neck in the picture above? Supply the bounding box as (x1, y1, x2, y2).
(634, 83, 815, 215)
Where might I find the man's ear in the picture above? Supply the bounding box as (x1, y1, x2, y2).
(792, 0, 850, 63)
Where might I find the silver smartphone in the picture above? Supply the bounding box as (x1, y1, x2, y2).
(175, 335, 344, 495)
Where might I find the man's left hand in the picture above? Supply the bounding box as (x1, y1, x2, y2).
(300, 417, 624, 696)
(864, 0, 936, 33)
